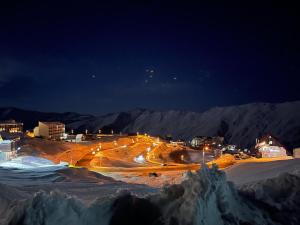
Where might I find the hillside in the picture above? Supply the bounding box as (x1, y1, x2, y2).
(1, 101, 300, 149)
(0, 107, 94, 130)
(68, 101, 300, 149)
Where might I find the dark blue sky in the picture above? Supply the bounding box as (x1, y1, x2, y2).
(0, 1, 299, 114)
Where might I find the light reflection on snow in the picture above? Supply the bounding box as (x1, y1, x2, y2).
(0, 156, 68, 170)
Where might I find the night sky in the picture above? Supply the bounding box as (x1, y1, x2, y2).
(0, 1, 299, 114)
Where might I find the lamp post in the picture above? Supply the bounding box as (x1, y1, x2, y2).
(203, 145, 209, 165)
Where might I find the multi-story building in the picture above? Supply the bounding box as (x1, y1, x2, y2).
(0, 120, 23, 133)
(35, 122, 65, 140)
(251, 134, 287, 158)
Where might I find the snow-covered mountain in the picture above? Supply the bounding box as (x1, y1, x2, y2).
(67, 101, 300, 149)
(1, 101, 300, 149)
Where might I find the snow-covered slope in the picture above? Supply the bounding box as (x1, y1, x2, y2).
(0, 107, 95, 130)
(69, 101, 300, 149)
(1, 164, 300, 225)
(1, 101, 300, 148)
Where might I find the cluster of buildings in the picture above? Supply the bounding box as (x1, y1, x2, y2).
(189, 134, 300, 159)
(0, 120, 23, 133)
(1, 118, 300, 163)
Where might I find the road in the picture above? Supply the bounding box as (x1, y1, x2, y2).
(75, 135, 202, 173)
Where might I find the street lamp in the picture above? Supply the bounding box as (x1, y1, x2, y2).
(203, 145, 209, 165)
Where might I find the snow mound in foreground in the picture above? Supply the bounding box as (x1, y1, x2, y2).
(2, 165, 300, 225)
(152, 165, 266, 225)
(239, 171, 300, 225)
(2, 190, 113, 225)
(0, 156, 67, 170)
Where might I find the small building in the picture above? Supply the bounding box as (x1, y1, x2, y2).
(34, 122, 65, 140)
(0, 135, 18, 161)
(65, 134, 84, 143)
(0, 120, 23, 133)
(293, 147, 300, 158)
(170, 140, 186, 146)
(252, 135, 287, 158)
(222, 144, 239, 155)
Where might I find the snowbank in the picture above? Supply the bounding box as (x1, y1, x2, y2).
(2, 190, 113, 225)
(152, 165, 269, 225)
(1, 165, 299, 225)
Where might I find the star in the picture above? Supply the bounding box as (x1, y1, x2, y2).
(173, 77, 177, 80)
(91, 75, 96, 78)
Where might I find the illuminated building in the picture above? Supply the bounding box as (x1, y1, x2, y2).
(0, 135, 18, 161)
(34, 122, 65, 140)
(65, 134, 84, 143)
(253, 135, 287, 158)
(0, 120, 23, 133)
(293, 147, 300, 158)
(191, 136, 224, 148)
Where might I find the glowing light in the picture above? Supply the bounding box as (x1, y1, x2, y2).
(134, 155, 145, 163)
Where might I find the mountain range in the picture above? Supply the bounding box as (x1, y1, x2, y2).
(1, 101, 300, 149)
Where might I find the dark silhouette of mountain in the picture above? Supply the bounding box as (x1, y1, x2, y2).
(0, 107, 94, 130)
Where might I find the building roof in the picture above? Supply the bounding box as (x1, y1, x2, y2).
(257, 134, 284, 147)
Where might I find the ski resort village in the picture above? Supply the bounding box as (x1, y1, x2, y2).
(1, 103, 300, 225)
(0, 110, 299, 186)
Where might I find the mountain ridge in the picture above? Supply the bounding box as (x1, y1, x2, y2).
(1, 100, 300, 149)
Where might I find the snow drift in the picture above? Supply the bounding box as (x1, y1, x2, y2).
(0, 156, 68, 170)
(1, 165, 300, 225)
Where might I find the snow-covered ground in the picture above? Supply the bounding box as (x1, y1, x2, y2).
(0, 158, 299, 225)
(0, 156, 68, 171)
(226, 158, 300, 185)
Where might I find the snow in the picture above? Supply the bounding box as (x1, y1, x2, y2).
(0, 156, 68, 170)
(65, 101, 300, 148)
(2, 101, 300, 148)
(151, 165, 269, 225)
(225, 158, 300, 185)
(0, 159, 300, 225)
